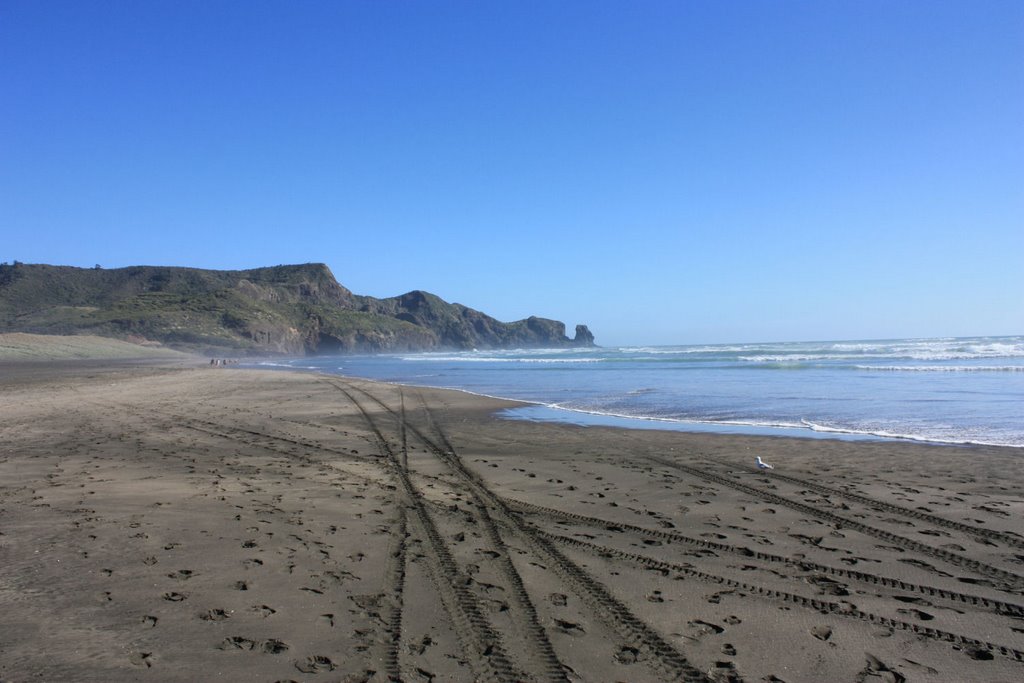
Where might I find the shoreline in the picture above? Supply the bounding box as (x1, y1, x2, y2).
(2, 360, 1022, 681)
(245, 360, 1024, 450)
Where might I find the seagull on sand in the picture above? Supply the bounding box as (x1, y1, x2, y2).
(756, 456, 774, 470)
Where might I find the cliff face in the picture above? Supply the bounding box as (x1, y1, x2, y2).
(0, 262, 596, 355)
(356, 290, 593, 350)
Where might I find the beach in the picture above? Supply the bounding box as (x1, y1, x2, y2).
(2, 358, 1023, 682)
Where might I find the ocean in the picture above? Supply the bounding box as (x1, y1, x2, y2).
(250, 336, 1024, 448)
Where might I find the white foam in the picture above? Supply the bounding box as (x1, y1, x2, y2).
(740, 354, 837, 362)
(798, 419, 1021, 448)
(254, 361, 319, 370)
(505, 404, 1024, 448)
(856, 365, 1024, 372)
(618, 345, 751, 354)
(397, 356, 604, 363)
(720, 337, 1024, 362)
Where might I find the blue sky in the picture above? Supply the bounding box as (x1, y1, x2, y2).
(2, 1, 1021, 346)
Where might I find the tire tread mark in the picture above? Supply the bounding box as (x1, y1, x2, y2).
(334, 383, 521, 683)
(413, 394, 571, 683)
(159, 417, 384, 487)
(340, 381, 569, 683)
(344, 382, 710, 683)
(648, 456, 1024, 588)
(381, 506, 407, 681)
(542, 531, 1024, 664)
(505, 498, 1024, 618)
(745, 466, 1024, 549)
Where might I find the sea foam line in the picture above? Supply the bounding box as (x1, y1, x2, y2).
(855, 365, 1024, 372)
(527, 405, 1024, 448)
(397, 356, 604, 363)
(244, 363, 1024, 448)
(797, 419, 1022, 448)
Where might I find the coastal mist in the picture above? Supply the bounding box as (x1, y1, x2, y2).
(255, 336, 1024, 448)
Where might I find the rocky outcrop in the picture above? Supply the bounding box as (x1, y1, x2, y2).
(0, 262, 596, 355)
(356, 291, 592, 350)
(573, 324, 595, 346)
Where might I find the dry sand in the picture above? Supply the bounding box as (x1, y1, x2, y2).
(1, 359, 1022, 682)
(0, 333, 190, 362)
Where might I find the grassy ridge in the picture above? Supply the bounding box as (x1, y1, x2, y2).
(0, 262, 591, 355)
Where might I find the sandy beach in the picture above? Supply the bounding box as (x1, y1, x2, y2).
(2, 358, 1023, 682)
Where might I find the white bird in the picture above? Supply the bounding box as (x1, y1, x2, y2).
(756, 456, 774, 470)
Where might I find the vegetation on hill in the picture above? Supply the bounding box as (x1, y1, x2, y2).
(0, 262, 595, 355)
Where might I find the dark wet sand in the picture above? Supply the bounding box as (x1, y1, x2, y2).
(1, 361, 1022, 682)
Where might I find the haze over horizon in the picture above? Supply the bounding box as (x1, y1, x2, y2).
(3, 1, 1021, 347)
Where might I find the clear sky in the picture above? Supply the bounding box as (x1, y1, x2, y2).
(2, 1, 1022, 346)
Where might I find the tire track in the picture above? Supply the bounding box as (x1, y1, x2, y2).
(337, 381, 569, 683)
(541, 531, 1024, 664)
(161, 412, 379, 464)
(333, 383, 522, 683)
(506, 498, 1024, 618)
(84, 397, 388, 488)
(381, 506, 407, 682)
(647, 455, 1024, 589)
(331, 380, 711, 683)
(739, 465, 1024, 550)
(154, 415, 386, 488)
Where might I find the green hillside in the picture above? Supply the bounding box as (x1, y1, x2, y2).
(0, 262, 594, 355)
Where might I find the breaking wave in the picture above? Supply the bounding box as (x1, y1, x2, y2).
(856, 365, 1024, 372)
(245, 335, 1024, 448)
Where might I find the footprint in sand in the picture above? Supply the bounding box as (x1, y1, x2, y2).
(859, 653, 906, 683)
(218, 636, 257, 650)
(200, 608, 230, 621)
(553, 619, 585, 636)
(548, 593, 568, 607)
(688, 619, 725, 635)
(810, 625, 832, 641)
(295, 655, 336, 673)
(251, 604, 276, 617)
(407, 635, 434, 656)
(709, 661, 741, 680)
(129, 651, 155, 668)
(260, 639, 289, 654)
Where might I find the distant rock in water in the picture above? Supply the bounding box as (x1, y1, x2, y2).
(0, 261, 596, 356)
(574, 324, 595, 346)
